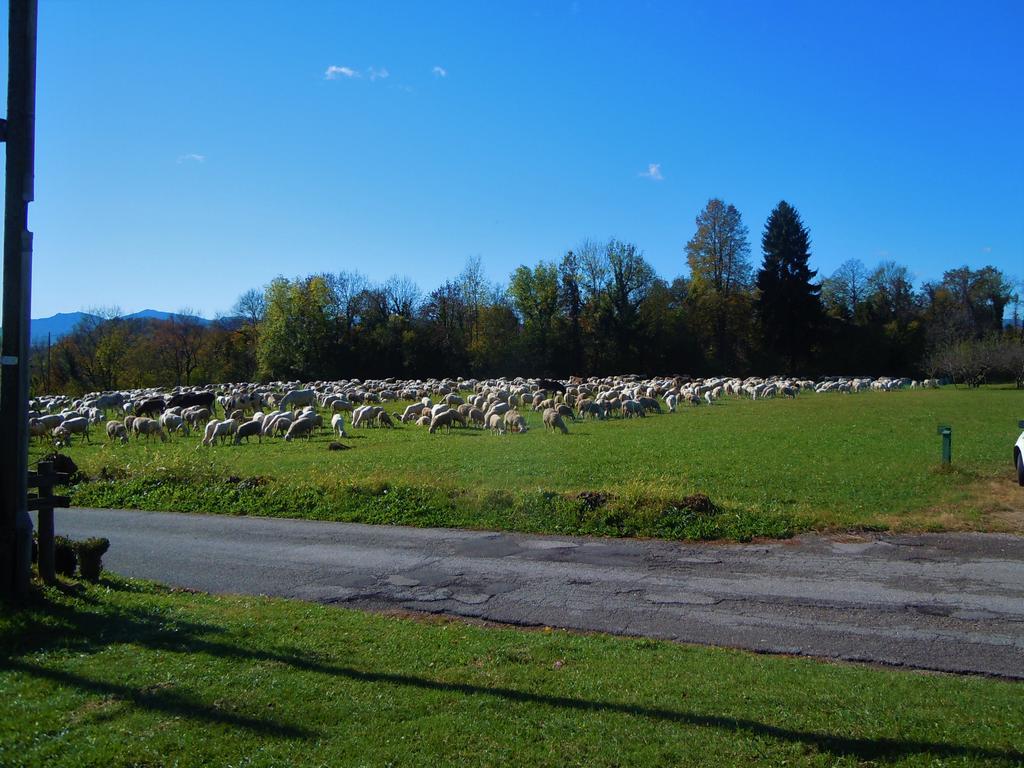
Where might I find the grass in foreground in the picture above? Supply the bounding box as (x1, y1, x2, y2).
(1, 575, 1021, 767)
(46, 387, 1024, 540)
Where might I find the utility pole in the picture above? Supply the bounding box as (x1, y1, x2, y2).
(0, 0, 39, 598)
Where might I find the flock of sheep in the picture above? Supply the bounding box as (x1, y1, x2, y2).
(27, 374, 940, 449)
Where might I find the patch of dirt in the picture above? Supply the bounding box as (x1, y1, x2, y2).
(898, 474, 1024, 534)
(974, 477, 1024, 532)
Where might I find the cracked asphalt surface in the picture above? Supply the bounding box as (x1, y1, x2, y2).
(52, 507, 1024, 678)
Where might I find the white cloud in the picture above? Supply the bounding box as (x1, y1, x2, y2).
(368, 66, 389, 81)
(432, 65, 448, 78)
(176, 153, 205, 164)
(638, 163, 663, 181)
(325, 65, 359, 80)
(981, 246, 993, 253)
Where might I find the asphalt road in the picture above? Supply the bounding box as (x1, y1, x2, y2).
(51, 507, 1024, 679)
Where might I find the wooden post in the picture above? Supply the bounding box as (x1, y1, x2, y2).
(0, 0, 39, 598)
(35, 460, 54, 583)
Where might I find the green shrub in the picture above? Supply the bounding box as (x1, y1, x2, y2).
(75, 537, 110, 582)
(54, 536, 77, 577)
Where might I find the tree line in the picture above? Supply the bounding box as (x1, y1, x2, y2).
(31, 199, 1023, 395)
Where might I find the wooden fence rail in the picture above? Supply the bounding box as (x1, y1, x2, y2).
(28, 461, 70, 583)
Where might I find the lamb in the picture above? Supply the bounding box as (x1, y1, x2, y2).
(284, 417, 316, 441)
(428, 409, 467, 433)
(232, 419, 263, 445)
(543, 408, 569, 434)
(665, 393, 678, 413)
(106, 421, 129, 444)
(132, 417, 168, 442)
(376, 411, 395, 428)
(331, 413, 348, 438)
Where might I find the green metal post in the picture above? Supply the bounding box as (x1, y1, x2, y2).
(937, 425, 952, 465)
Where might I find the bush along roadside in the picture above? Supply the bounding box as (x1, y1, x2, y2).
(32, 533, 110, 581)
(69, 472, 803, 542)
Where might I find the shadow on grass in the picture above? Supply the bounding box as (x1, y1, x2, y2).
(3, 582, 1021, 763)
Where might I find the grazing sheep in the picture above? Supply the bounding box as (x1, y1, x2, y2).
(331, 413, 348, 438)
(56, 416, 91, 443)
(183, 407, 211, 429)
(132, 417, 168, 443)
(665, 393, 678, 413)
(159, 412, 190, 438)
(352, 405, 384, 428)
(429, 409, 467, 433)
(400, 402, 425, 422)
(284, 418, 316, 441)
(29, 418, 49, 442)
(166, 391, 216, 415)
(555, 403, 575, 421)
(543, 408, 569, 434)
(134, 397, 166, 418)
(621, 400, 645, 419)
(503, 410, 528, 433)
(638, 396, 662, 414)
(487, 413, 507, 435)
(106, 421, 129, 444)
(466, 406, 486, 427)
(376, 411, 395, 428)
(278, 388, 316, 409)
(232, 420, 263, 444)
(202, 418, 237, 446)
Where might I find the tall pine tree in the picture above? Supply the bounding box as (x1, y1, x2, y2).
(756, 201, 822, 372)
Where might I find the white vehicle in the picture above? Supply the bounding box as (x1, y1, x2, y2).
(1015, 420, 1024, 486)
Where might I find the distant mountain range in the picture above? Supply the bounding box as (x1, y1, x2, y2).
(28, 309, 211, 344)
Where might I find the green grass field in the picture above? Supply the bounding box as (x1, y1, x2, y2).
(45, 386, 1024, 540)
(1, 576, 1021, 767)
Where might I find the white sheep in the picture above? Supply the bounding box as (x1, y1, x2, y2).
(54, 416, 91, 443)
(543, 408, 569, 434)
(284, 418, 316, 441)
(331, 413, 348, 438)
(232, 419, 263, 445)
(132, 417, 168, 442)
(106, 421, 129, 444)
(202, 418, 237, 446)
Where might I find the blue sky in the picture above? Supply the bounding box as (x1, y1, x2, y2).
(3, 0, 1022, 318)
